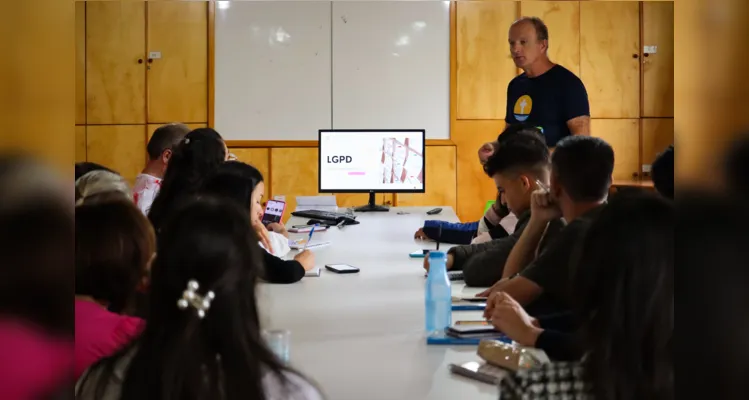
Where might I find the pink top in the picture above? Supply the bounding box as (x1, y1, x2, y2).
(74, 299, 145, 379)
(0, 319, 73, 400)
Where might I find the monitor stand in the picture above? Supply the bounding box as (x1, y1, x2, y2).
(353, 191, 390, 212)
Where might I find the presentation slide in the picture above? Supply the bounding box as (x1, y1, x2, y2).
(320, 131, 424, 191)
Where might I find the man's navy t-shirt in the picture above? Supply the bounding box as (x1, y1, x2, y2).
(505, 65, 589, 147)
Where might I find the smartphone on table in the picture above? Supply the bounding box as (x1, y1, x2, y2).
(261, 200, 287, 226)
(325, 264, 360, 274)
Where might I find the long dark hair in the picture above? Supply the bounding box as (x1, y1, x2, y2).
(77, 197, 309, 400)
(573, 192, 673, 399)
(200, 161, 264, 210)
(147, 128, 226, 232)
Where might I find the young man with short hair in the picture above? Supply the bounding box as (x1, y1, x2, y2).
(133, 123, 191, 214)
(482, 136, 614, 315)
(426, 129, 564, 287)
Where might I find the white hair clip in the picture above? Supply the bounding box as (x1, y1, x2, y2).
(184, 137, 191, 145)
(176, 280, 215, 319)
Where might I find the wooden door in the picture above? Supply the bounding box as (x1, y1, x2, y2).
(86, 125, 147, 183)
(395, 145, 457, 209)
(520, 1, 580, 76)
(642, 2, 674, 117)
(580, 2, 640, 119)
(641, 118, 674, 174)
(591, 119, 640, 181)
(86, 2, 146, 124)
(456, 1, 518, 120)
(147, 2, 208, 124)
(76, 2, 86, 125)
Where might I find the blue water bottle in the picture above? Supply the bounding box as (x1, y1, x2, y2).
(425, 251, 452, 334)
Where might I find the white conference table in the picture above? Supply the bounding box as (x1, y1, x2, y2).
(258, 207, 501, 400)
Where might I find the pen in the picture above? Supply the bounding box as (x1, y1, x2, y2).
(436, 224, 442, 250)
(302, 225, 317, 251)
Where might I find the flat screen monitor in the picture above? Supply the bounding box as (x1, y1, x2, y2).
(318, 129, 426, 211)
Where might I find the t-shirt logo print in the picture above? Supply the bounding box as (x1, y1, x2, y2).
(513, 95, 533, 122)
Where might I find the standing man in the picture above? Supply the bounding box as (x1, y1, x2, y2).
(479, 17, 590, 164)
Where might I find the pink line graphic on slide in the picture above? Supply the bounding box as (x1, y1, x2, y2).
(348, 171, 366, 176)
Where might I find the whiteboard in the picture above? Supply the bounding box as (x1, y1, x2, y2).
(214, 1, 332, 140)
(332, 1, 450, 139)
(214, 1, 450, 140)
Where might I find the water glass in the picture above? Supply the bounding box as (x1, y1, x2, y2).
(263, 329, 291, 364)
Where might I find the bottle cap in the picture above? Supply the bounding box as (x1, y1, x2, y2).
(428, 251, 446, 259)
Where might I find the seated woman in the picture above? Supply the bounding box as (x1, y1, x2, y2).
(199, 161, 315, 283)
(75, 196, 323, 400)
(0, 154, 74, 399)
(75, 169, 132, 205)
(147, 127, 229, 233)
(75, 200, 154, 379)
(489, 192, 673, 399)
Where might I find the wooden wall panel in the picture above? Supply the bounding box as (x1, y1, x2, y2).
(75, 126, 87, 163)
(456, 1, 518, 120)
(86, 2, 146, 124)
(520, 1, 580, 76)
(76, 2, 86, 125)
(86, 125, 146, 183)
(147, 123, 207, 141)
(641, 118, 674, 170)
(395, 146, 456, 209)
(229, 148, 271, 197)
(591, 119, 640, 181)
(642, 1, 674, 118)
(580, 2, 640, 119)
(453, 120, 507, 222)
(147, 2, 208, 124)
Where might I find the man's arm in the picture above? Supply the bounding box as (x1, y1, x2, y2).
(501, 217, 548, 279)
(491, 276, 543, 307)
(566, 115, 590, 136)
(461, 235, 521, 287)
(563, 74, 590, 136)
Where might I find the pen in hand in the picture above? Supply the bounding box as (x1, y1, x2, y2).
(302, 225, 317, 251)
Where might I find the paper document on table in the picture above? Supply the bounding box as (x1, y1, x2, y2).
(289, 240, 331, 250)
(295, 196, 338, 212)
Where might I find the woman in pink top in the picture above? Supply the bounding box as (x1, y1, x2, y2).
(75, 198, 155, 379)
(0, 154, 75, 399)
